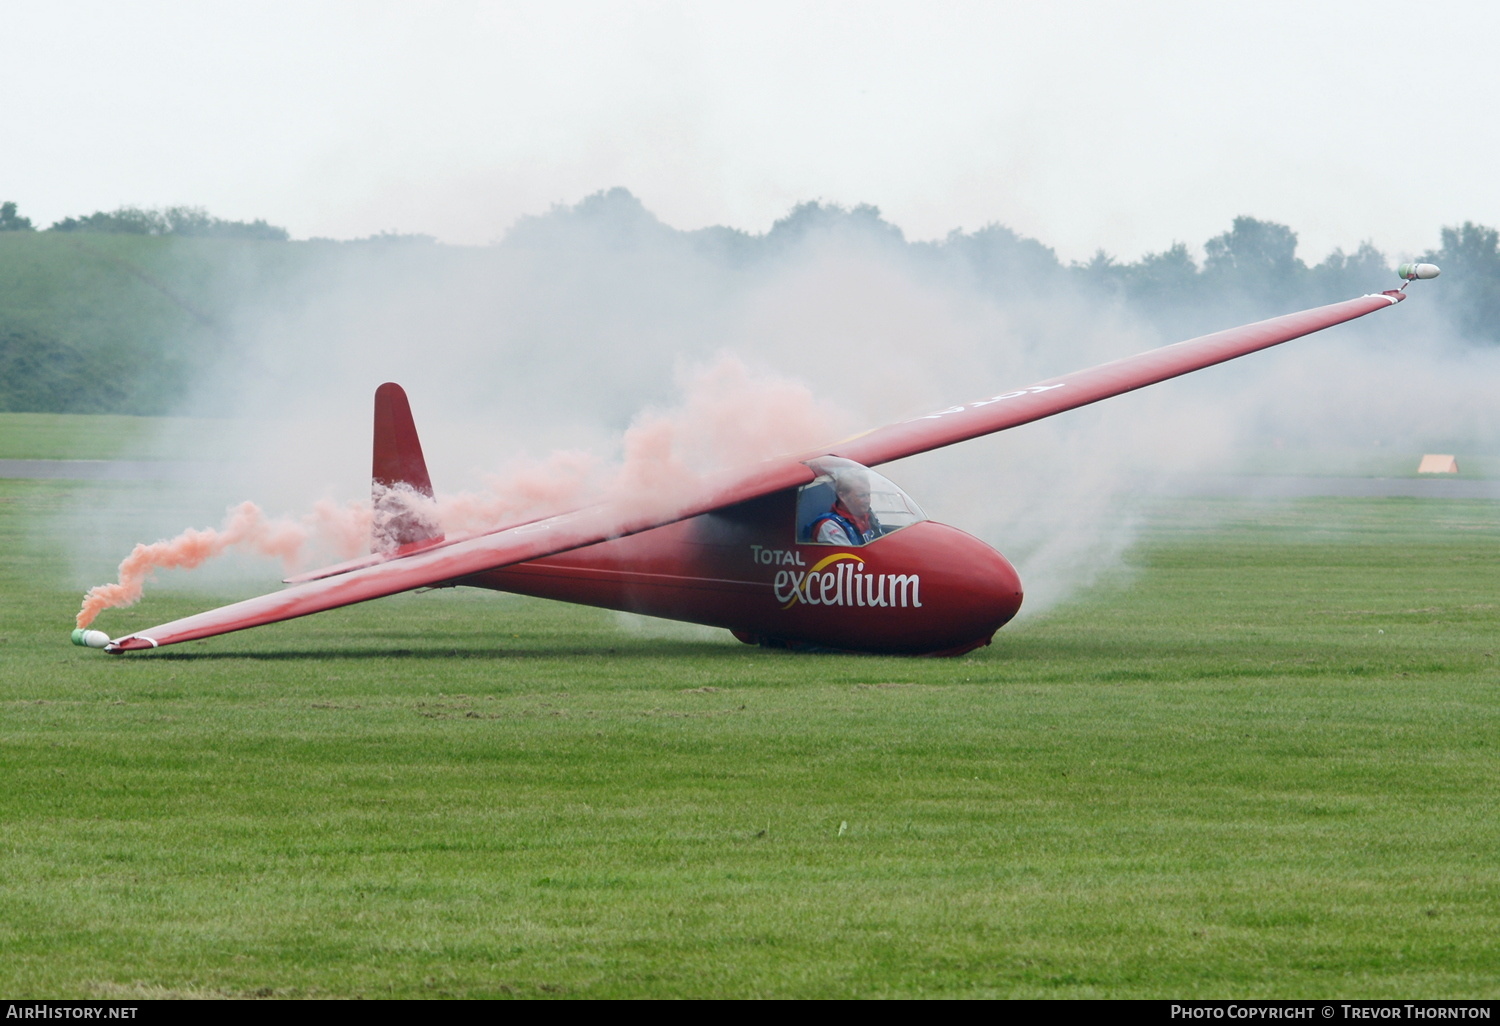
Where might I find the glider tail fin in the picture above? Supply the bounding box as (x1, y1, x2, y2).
(372, 382, 444, 554)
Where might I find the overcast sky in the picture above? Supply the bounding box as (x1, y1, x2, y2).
(5, 1, 1496, 262)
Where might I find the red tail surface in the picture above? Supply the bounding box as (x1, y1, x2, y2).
(373, 382, 434, 496)
(371, 382, 443, 553)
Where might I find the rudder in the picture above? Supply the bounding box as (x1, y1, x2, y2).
(372, 382, 444, 553)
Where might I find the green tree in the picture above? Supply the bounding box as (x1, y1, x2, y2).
(49, 207, 160, 234)
(161, 206, 289, 240)
(1307, 242, 1389, 301)
(1423, 222, 1500, 344)
(934, 223, 1064, 292)
(1124, 242, 1199, 305)
(1204, 216, 1304, 285)
(48, 205, 288, 240)
(0, 201, 35, 231)
(763, 200, 906, 253)
(1073, 249, 1126, 299)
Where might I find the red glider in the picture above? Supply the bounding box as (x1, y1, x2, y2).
(74, 272, 1436, 656)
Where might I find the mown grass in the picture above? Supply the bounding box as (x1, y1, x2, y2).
(1, 477, 1496, 998)
(0, 413, 167, 460)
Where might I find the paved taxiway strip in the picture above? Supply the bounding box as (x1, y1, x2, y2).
(2, 461, 1497, 498)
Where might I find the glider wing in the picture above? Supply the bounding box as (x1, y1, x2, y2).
(100, 290, 1409, 652)
(832, 292, 1405, 468)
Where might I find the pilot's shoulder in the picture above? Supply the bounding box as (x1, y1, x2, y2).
(814, 517, 851, 544)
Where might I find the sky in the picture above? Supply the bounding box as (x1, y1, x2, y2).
(6, 0, 1497, 264)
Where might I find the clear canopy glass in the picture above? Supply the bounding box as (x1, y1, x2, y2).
(795, 456, 927, 546)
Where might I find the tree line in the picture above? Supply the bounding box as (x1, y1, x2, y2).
(508, 189, 1500, 345)
(0, 200, 287, 240)
(1, 193, 1497, 416)
(4, 196, 1496, 342)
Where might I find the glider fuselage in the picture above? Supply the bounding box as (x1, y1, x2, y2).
(468, 488, 1023, 656)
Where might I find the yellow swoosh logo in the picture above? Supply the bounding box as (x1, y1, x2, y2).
(781, 552, 862, 609)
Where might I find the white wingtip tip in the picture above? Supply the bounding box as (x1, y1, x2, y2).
(1398, 262, 1440, 281)
(70, 628, 111, 649)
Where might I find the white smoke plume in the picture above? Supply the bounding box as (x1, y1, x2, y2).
(66, 191, 1498, 636)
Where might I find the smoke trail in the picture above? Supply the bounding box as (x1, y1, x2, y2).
(76, 355, 845, 628)
(75, 499, 372, 627)
(408, 355, 845, 534)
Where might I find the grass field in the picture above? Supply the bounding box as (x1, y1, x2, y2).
(0, 413, 241, 461)
(1, 473, 1496, 998)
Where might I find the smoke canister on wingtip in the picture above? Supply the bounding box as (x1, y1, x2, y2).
(1398, 263, 1441, 280)
(70, 628, 110, 649)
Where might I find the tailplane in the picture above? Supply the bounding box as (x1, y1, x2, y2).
(372, 382, 444, 554)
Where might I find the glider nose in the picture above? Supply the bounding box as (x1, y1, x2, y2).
(907, 522, 1024, 642)
(988, 548, 1024, 628)
(910, 532, 1023, 655)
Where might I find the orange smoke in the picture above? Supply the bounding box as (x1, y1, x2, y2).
(413, 448, 605, 538)
(76, 500, 372, 628)
(78, 356, 848, 630)
(394, 356, 846, 537)
(608, 356, 841, 517)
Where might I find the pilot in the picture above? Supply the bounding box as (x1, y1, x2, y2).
(810, 469, 879, 545)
